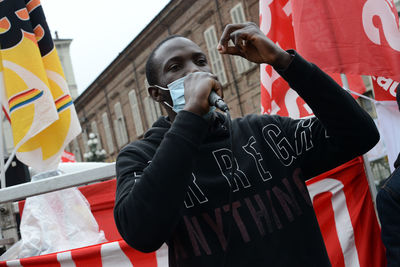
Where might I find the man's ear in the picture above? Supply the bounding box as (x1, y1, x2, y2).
(148, 86, 164, 103)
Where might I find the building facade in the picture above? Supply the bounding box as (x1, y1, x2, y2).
(71, 0, 400, 177)
(54, 32, 79, 100)
(72, 0, 260, 162)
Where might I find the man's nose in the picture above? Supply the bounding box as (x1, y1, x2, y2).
(185, 61, 200, 75)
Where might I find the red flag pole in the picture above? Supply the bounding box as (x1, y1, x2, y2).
(341, 74, 378, 202)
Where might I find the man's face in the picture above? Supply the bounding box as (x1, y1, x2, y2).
(154, 37, 212, 87)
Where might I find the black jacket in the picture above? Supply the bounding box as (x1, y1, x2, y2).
(394, 153, 400, 169)
(114, 51, 379, 267)
(377, 161, 400, 267)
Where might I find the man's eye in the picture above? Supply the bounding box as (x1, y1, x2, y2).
(168, 64, 181, 72)
(197, 59, 207, 65)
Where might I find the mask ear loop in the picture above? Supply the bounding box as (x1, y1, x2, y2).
(151, 85, 175, 112)
(163, 101, 174, 110)
(152, 85, 169, 91)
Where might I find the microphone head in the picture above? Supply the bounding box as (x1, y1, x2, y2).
(208, 91, 229, 112)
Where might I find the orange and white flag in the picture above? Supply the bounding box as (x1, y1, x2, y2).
(0, 0, 81, 171)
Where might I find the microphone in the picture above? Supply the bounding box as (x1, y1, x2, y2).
(208, 91, 229, 112)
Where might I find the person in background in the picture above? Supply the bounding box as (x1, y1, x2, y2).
(377, 84, 400, 267)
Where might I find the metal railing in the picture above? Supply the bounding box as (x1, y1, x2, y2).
(0, 163, 116, 204)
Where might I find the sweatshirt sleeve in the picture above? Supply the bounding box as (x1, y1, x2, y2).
(114, 111, 209, 252)
(274, 51, 379, 178)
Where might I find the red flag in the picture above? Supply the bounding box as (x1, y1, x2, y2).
(306, 157, 386, 267)
(0, 240, 162, 266)
(61, 150, 76, 163)
(260, 0, 313, 119)
(291, 0, 400, 80)
(259, 0, 366, 118)
(371, 76, 399, 101)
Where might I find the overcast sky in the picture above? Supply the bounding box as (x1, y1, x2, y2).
(40, 0, 171, 95)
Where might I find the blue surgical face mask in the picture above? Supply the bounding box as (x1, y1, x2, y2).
(154, 74, 216, 116)
(154, 76, 186, 113)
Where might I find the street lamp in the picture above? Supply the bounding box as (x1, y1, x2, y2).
(83, 133, 107, 162)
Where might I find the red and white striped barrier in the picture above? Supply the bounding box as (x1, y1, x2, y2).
(0, 240, 168, 267)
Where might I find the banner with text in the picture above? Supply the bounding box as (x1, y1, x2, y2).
(291, 0, 400, 81)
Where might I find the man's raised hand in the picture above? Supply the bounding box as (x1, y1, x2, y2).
(217, 22, 292, 69)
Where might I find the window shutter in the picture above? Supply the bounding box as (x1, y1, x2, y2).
(150, 101, 162, 122)
(102, 112, 114, 153)
(154, 101, 162, 118)
(149, 100, 157, 123)
(114, 102, 128, 146)
(113, 119, 122, 148)
(90, 120, 102, 149)
(144, 78, 162, 122)
(82, 130, 89, 152)
(128, 90, 144, 136)
(144, 96, 158, 127)
(204, 26, 228, 85)
(73, 138, 82, 162)
(230, 3, 255, 73)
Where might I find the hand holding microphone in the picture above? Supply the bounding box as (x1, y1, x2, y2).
(208, 91, 229, 112)
(183, 72, 228, 116)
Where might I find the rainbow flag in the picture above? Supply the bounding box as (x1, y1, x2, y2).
(0, 0, 81, 171)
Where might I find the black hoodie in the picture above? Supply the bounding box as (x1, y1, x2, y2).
(394, 153, 400, 169)
(114, 51, 379, 267)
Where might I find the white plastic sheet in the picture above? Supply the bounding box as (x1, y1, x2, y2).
(0, 170, 107, 260)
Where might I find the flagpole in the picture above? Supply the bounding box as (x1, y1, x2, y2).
(340, 74, 378, 201)
(0, 107, 6, 188)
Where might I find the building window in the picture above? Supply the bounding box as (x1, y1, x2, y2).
(230, 3, 255, 74)
(144, 96, 162, 127)
(90, 120, 102, 149)
(102, 112, 115, 154)
(128, 90, 144, 137)
(73, 138, 82, 162)
(204, 26, 228, 85)
(113, 102, 129, 148)
(82, 129, 89, 153)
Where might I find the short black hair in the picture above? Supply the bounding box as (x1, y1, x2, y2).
(145, 35, 184, 86)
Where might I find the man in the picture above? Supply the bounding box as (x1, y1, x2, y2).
(114, 23, 379, 267)
(377, 84, 400, 267)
